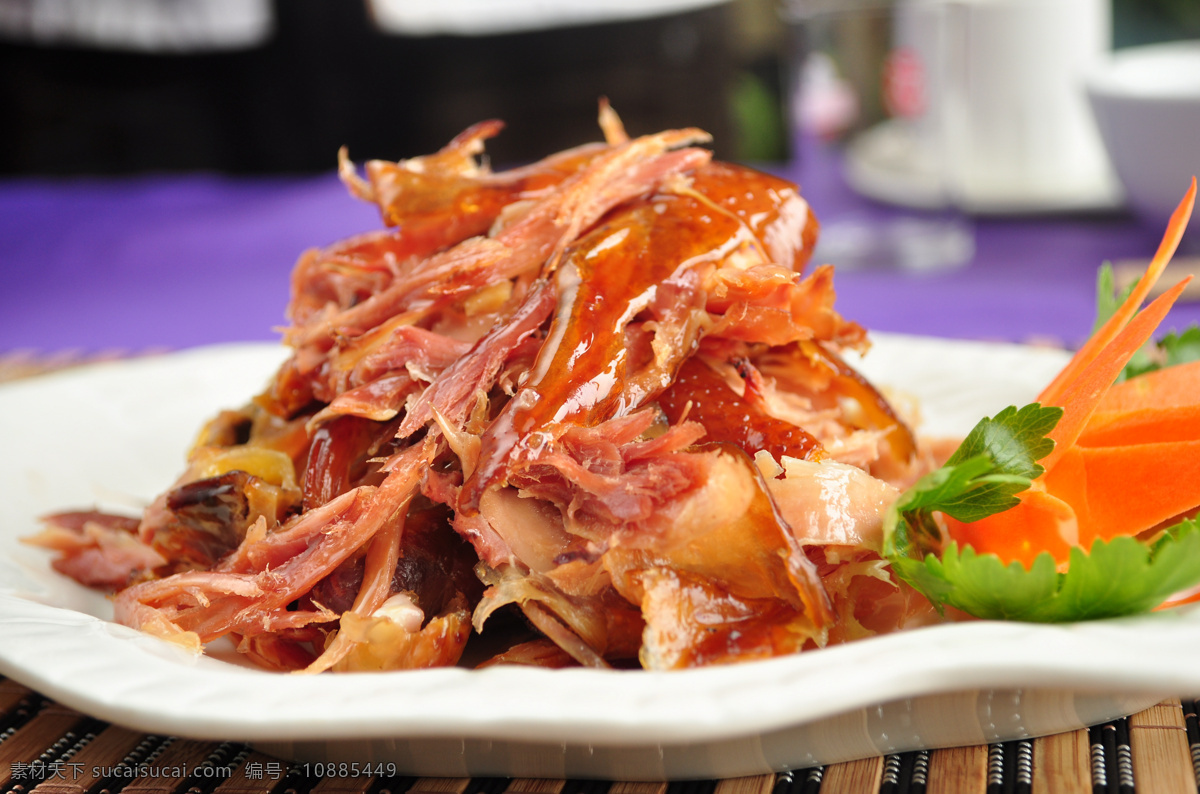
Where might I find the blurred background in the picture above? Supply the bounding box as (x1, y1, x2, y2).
(0, 0, 1196, 175)
(0, 0, 789, 173)
(2, 0, 1200, 361)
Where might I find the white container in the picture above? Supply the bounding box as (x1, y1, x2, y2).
(839, 0, 1124, 213)
(1085, 40, 1200, 236)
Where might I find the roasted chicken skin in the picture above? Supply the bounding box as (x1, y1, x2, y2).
(28, 108, 928, 672)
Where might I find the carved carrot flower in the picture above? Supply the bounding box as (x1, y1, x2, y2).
(884, 178, 1200, 621)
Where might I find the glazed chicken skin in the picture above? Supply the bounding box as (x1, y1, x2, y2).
(29, 107, 930, 672)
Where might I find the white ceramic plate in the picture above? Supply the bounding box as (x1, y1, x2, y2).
(1, 336, 1196, 781)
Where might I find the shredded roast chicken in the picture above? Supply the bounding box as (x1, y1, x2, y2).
(27, 108, 943, 672)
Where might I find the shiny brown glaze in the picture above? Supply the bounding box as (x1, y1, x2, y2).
(301, 414, 382, 511)
(657, 357, 823, 462)
(462, 162, 818, 510)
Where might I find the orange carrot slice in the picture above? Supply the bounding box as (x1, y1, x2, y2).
(1079, 405, 1200, 447)
(1159, 585, 1200, 611)
(946, 487, 1078, 568)
(1044, 440, 1200, 547)
(1041, 277, 1191, 470)
(1079, 360, 1200, 445)
(1099, 358, 1200, 413)
(1038, 177, 1195, 407)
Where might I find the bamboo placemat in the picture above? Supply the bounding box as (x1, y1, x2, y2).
(0, 677, 1197, 794)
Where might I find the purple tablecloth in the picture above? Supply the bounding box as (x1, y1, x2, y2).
(2, 141, 1196, 355)
(1, 173, 380, 354)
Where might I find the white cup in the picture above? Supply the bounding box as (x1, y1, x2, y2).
(945, 0, 1115, 207)
(846, 0, 1123, 212)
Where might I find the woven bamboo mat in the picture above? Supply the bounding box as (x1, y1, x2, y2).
(0, 677, 1197, 793)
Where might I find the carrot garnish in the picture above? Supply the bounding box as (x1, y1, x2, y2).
(882, 178, 1200, 622)
(1038, 177, 1195, 407)
(1039, 277, 1191, 471)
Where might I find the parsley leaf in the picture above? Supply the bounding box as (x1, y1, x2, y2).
(882, 401, 1200, 622)
(882, 404, 1060, 561)
(1093, 261, 1130, 333)
(1124, 325, 1200, 378)
(914, 523, 1200, 622)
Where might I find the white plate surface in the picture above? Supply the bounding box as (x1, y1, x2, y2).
(1, 335, 1196, 780)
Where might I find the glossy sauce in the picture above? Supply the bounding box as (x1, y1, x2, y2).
(657, 357, 823, 461)
(341, 144, 605, 268)
(463, 163, 816, 507)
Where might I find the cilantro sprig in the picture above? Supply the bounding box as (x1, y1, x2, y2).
(883, 404, 1059, 562)
(882, 402, 1200, 622)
